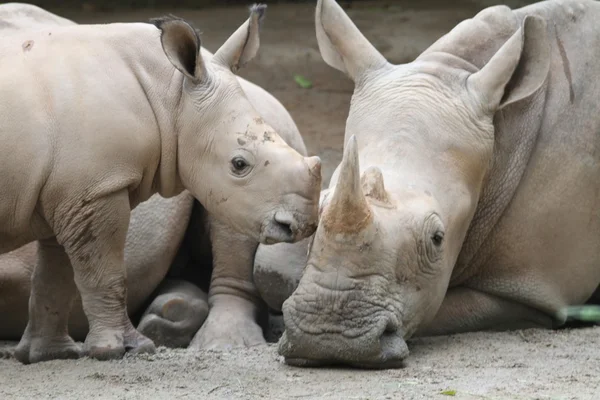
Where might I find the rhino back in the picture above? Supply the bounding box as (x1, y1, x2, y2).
(0, 3, 75, 31)
(0, 23, 173, 236)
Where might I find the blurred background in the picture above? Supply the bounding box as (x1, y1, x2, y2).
(29, 0, 536, 10)
(24, 0, 537, 187)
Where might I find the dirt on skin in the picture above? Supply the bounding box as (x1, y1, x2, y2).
(1, 1, 599, 399)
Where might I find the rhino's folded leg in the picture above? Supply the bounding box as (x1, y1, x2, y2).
(58, 191, 155, 360)
(137, 279, 208, 348)
(14, 238, 82, 364)
(189, 218, 265, 351)
(415, 287, 559, 337)
(253, 238, 311, 312)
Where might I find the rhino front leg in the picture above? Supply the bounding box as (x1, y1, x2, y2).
(189, 218, 264, 350)
(57, 191, 155, 360)
(415, 287, 558, 337)
(137, 279, 209, 348)
(14, 238, 81, 364)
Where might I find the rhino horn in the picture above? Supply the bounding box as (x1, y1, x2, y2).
(361, 166, 390, 204)
(322, 135, 372, 234)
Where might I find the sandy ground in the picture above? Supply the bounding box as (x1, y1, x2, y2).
(1, 1, 599, 399)
(2, 327, 599, 399)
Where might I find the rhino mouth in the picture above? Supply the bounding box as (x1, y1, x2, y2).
(277, 322, 410, 369)
(261, 215, 295, 244)
(261, 210, 316, 244)
(282, 356, 407, 370)
(278, 331, 410, 369)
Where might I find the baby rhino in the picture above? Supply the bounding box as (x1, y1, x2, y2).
(0, 5, 321, 364)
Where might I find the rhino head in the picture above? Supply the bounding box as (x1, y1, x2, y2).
(153, 5, 321, 244)
(278, 0, 550, 367)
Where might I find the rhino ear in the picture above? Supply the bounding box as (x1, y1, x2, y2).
(151, 16, 206, 82)
(467, 15, 550, 112)
(315, 0, 388, 82)
(213, 4, 266, 73)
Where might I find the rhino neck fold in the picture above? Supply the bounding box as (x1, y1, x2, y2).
(451, 86, 547, 284)
(135, 57, 187, 200)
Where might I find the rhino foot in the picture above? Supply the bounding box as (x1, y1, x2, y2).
(189, 295, 266, 351)
(137, 282, 209, 348)
(14, 334, 82, 364)
(84, 326, 155, 361)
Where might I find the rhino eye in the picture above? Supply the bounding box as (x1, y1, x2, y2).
(431, 231, 444, 246)
(231, 157, 249, 173)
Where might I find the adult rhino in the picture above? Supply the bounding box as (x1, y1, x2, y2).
(254, 0, 600, 368)
(0, 3, 321, 365)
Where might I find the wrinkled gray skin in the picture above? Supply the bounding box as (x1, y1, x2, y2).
(254, 0, 600, 368)
(0, 3, 320, 364)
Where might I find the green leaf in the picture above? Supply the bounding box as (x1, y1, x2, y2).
(563, 305, 600, 322)
(440, 389, 456, 396)
(294, 74, 312, 89)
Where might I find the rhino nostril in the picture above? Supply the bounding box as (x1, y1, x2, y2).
(273, 211, 297, 238)
(383, 315, 399, 334)
(274, 220, 293, 238)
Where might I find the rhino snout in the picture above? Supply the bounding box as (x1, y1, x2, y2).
(278, 295, 409, 369)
